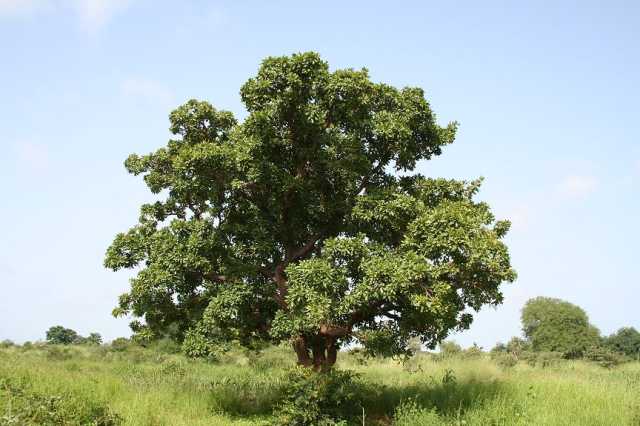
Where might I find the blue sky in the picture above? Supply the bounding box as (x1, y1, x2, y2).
(1, 1, 638, 347)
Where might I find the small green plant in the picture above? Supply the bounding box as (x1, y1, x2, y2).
(394, 398, 442, 426)
(276, 367, 365, 425)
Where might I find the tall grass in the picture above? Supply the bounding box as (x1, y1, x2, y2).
(0, 344, 638, 425)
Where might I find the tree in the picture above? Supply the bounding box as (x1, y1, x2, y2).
(521, 297, 600, 358)
(46, 325, 79, 345)
(604, 327, 640, 359)
(505, 336, 530, 357)
(105, 52, 516, 371)
(85, 332, 103, 345)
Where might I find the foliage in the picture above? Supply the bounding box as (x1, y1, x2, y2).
(439, 341, 463, 357)
(583, 346, 626, 368)
(82, 332, 103, 345)
(0, 340, 14, 349)
(492, 352, 519, 369)
(506, 337, 531, 357)
(45, 326, 102, 346)
(394, 398, 442, 426)
(182, 328, 221, 361)
(604, 327, 640, 359)
(275, 367, 364, 425)
(520, 351, 563, 368)
(44, 345, 73, 361)
(0, 377, 121, 425)
(1, 343, 639, 425)
(109, 337, 131, 352)
(463, 343, 484, 358)
(45, 326, 80, 345)
(521, 297, 600, 358)
(104, 52, 516, 369)
(491, 342, 508, 353)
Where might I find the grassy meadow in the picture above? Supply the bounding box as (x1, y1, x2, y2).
(1, 343, 639, 425)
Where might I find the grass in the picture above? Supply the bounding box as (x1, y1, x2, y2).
(1, 344, 639, 425)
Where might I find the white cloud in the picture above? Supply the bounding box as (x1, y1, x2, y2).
(0, 0, 131, 31)
(121, 78, 173, 106)
(73, 0, 131, 32)
(557, 175, 598, 199)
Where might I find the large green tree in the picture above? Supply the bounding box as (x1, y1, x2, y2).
(521, 297, 600, 358)
(105, 52, 516, 371)
(604, 327, 640, 359)
(46, 326, 80, 345)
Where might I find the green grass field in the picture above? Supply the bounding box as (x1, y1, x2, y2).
(1, 344, 639, 425)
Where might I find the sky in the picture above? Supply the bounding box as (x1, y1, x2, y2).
(1, 0, 638, 348)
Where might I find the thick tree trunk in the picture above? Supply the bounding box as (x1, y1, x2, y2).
(292, 335, 338, 372)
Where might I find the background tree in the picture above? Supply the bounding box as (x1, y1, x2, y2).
(105, 52, 516, 371)
(46, 326, 80, 345)
(505, 336, 530, 357)
(604, 327, 640, 359)
(521, 297, 600, 358)
(85, 333, 103, 345)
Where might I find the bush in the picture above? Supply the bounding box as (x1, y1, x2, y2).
(584, 346, 625, 368)
(110, 337, 132, 352)
(604, 327, 640, 359)
(490, 342, 508, 354)
(435, 341, 462, 360)
(45, 345, 73, 361)
(463, 343, 484, 358)
(506, 337, 530, 357)
(182, 329, 220, 361)
(492, 352, 518, 369)
(276, 367, 365, 425)
(394, 399, 442, 426)
(0, 377, 121, 425)
(0, 340, 14, 349)
(521, 351, 562, 368)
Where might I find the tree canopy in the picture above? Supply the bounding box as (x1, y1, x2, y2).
(521, 297, 600, 358)
(46, 326, 80, 345)
(604, 327, 640, 359)
(105, 52, 516, 370)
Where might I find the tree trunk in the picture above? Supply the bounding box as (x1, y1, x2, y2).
(292, 335, 338, 372)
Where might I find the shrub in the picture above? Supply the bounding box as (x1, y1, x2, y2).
(0, 340, 14, 349)
(110, 337, 132, 352)
(584, 346, 625, 368)
(491, 342, 508, 353)
(394, 399, 442, 426)
(463, 343, 484, 358)
(521, 351, 562, 368)
(506, 337, 530, 357)
(0, 377, 121, 425)
(149, 337, 181, 354)
(182, 329, 220, 361)
(604, 327, 640, 359)
(45, 345, 73, 361)
(276, 367, 365, 425)
(492, 352, 518, 369)
(438, 341, 462, 359)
